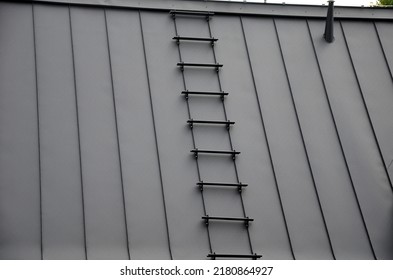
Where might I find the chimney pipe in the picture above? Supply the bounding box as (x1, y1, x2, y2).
(324, 0, 335, 43)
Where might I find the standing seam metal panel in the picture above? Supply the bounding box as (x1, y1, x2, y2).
(0, 2, 41, 260)
(241, 17, 332, 260)
(138, 10, 173, 259)
(103, 8, 131, 260)
(309, 20, 393, 260)
(374, 23, 393, 83)
(274, 18, 378, 260)
(307, 20, 375, 260)
(34, 4, 86, 259)
(340, 21, 393, 259)
(341, 21, 393, 190)
(70, 6, 128, 260)
(274, 18, 335, 259)
(374, 22, 393, 181)
(275, 18, 334, 259)
(105, 9, 171, 260)
(239, 16, 294, 260)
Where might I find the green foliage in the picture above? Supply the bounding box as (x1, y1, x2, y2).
(377, 0, 393, 5)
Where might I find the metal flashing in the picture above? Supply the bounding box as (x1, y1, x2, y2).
(2, 0, 393, 20)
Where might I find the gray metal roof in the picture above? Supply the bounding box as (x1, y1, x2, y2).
(0, 0, 392, 260)
(8, 0, 393, 19)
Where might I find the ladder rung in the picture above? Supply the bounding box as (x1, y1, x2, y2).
(191, 149, 240, 157)
(173, 36, 218, 43)
(197, 181, 247, 193)
(202, 216, 254, 222)
(197, 181, 248, 188)
(181, 90, 228, 97)
(170, 10, 215, 17)
(187, 119, 235, 126)
(208, 253, 262, 259)
(203, 215, 253, 228)
(177, 62, 223, 69)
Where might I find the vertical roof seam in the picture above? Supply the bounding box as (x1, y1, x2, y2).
(68, 4, 88, 260)
(104, 8, 131, 260)
(32, 2, 44, 260)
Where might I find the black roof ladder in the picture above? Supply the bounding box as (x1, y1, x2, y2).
(171, 10, 262, 260)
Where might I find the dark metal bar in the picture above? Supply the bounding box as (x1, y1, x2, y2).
(173, 36, 218, 42)
(208, 253, 262, 259)
(191, 149, 240, 156)
(202, 216, 253, 222)
(197, 181, 248, 187)
(170, 10, 214, 17)
(177, 62, 223, 69)
(197, 181, 247, 193)
(181, 90, 228, 97)
(187, 119, 235, 126)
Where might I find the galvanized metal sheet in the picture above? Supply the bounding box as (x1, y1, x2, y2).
(243, 17, 332, 260)
(0, 2, 42, 260)
(309, 20, 393, 260)
(342, 21, 393, 187)
(105, 9, 171, 260)
(276, 18, 375, 260)
(375, 22, 393, 88)
(70, 6, 129, 260)
(34, 4, 86, 260)
(212, 15, 294, 260)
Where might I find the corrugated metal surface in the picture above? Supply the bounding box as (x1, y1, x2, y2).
(0, 0, 392, 260)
